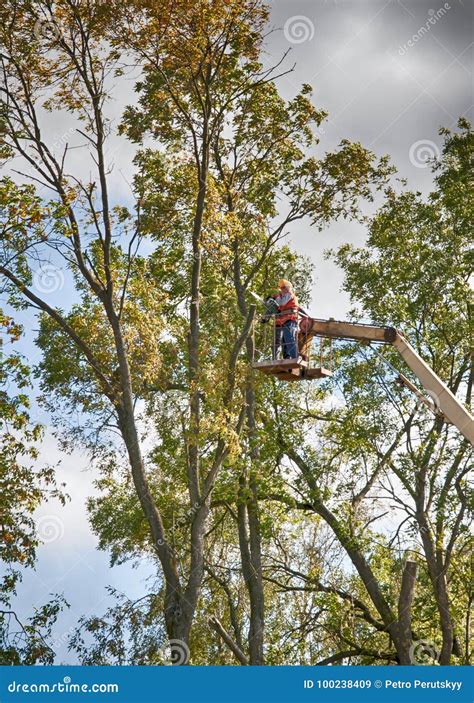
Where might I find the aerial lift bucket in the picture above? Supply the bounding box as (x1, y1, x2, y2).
(251, 313, 333, 382)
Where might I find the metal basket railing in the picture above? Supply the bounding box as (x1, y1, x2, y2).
(252, 311, 333, 372)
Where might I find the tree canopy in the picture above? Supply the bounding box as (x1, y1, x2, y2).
(0, 0, 471, 667)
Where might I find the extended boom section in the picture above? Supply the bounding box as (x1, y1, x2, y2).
(392, 332, 474, 445)
(305, 319, 474, 446)
(306, 319, 397, 344)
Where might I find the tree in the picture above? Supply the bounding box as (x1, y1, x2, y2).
(329, 118, 472, 664)
(0, 310, 66, 664)
(1, 0, 391, 663)
(256, 118, 472, 665)
(170, 119, 471, 667)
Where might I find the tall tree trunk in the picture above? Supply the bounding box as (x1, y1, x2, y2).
(231, 246, 265, 665)
(107, 304, 185, 641)
(187, 151, 208, 505)
(175, 115, 211, 649)
(243, 339, 265, 665)
(418, 513, 453, 664)
(395, 560, 418, 664)
(237, 472, 265, 665)
(415, 438, 453, 666)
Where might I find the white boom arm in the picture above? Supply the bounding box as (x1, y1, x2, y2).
(305, 319, 474, 445)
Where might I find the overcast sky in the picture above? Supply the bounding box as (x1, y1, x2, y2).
(11, 0, 473, 663)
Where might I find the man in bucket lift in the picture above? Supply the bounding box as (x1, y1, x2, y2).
(273, 279, 299, 359)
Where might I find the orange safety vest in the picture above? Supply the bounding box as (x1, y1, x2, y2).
(276, 294, 299, 326)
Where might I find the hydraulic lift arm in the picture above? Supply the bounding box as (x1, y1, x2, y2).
(305, 319, 474, 446)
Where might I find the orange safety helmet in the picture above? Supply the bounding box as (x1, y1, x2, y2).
(278, 279, 293, 289)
